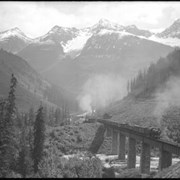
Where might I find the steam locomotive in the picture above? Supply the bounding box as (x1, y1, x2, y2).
(127, 124, 161, 139)
(85, 112, 161, 139)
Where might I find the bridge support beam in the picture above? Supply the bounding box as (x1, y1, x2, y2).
(118, 133, 126, 161)
(127, 137, 136, 168)
(111, 129, 118, 155)
(140, 142, 151, 174)
(106, 127, 112, 137)
(159, 149, 172, 171)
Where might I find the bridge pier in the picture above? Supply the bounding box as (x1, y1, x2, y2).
(140, 142, 151, 174)
(111, 129, 118, 155)
(159, 149, 172, 170)
(97, 119, 180, 174)
(106, 127, 112, 137)
(118, 133, 126, 161)
(127, 137, 136, 168)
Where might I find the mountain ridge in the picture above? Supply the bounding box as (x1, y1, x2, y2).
(0, 18, 179, 112)
(157, 18, 180, 38)
(1, 18, 180, 55)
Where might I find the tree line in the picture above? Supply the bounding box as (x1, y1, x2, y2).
(126, 48, 180, 145)
(0, 74, 70, 177)
(127, 48, 180, 98)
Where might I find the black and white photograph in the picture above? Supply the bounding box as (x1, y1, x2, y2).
(0, 1, 180, 178)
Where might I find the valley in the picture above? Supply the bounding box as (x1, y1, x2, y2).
(1, 5, 180, 177)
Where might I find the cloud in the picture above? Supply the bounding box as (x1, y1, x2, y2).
(0, 2, 77, 38)
(1, 2, 180, 38)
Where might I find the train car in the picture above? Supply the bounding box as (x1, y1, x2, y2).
(143, 127, 150, 136)
(133, 125, 145, 134)
(119, 122, 130, 128)
(96, 117, 161, 140)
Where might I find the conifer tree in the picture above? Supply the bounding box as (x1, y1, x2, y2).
(0, 74, 18, 177)
(127, 80, 130, 94)
(33, 105, 45, 173)
(28, 107, 35, 155)
(18, 115, 28, 177)
(17, 114, 33, 178)
(55, 108, 61, 125)
(28, 107, 35, 126)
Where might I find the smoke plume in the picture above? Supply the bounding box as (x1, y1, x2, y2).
(77, 73, 127, 113)
(154, 76, 180, 121)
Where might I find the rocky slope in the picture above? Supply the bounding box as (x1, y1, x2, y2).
(157, 19, 180, 38)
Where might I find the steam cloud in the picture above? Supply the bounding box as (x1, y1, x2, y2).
(77, 73, 127, 113)
(154, 76, 180, 121)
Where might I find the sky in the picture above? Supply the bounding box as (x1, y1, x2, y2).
(1, 1, 180, 38)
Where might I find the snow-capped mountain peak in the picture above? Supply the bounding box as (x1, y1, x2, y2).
(91, 18, 124, 32)
(50, 25, 68, 33)
(50, 25, 62, 32)
(34, 24, 79, 46)
(48, 25, 67, 35)
(0, 27, 28, 39)
(0, 27, 32, 53)
(9, 27, 22, 33)
(98, 18, 112, 26)
(168, 18, 180, 31)
(49, 25, 78, 34)
(157, 18, 180, 39)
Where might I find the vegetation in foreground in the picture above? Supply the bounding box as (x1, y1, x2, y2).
(0, 74, 103, 178)
(1, 72, 180, 178)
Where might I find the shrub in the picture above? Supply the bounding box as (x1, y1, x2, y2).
(60, 155, 102, 178)
(102, 167, 115, 178)
(69, 132, 74, 136)
(77, 134, 82, 143)
(6, 171, 22, 178)
(59, 131, 64, 136)
(57, 143, 67, 154)
(116, 168, 141, 178)
(74, 130, 79, 134)
(38, 152, 102, 178)
(161, 106, 180, 144)
(38, 151, 63, 178)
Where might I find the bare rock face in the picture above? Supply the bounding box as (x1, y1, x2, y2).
(157, 19, 180, 38)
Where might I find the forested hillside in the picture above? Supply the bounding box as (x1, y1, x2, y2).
(127, 48, 180, 99)
(106, 49, 180, 148)
(0, 75, 103, 177)
(0, 49, 76, 111)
